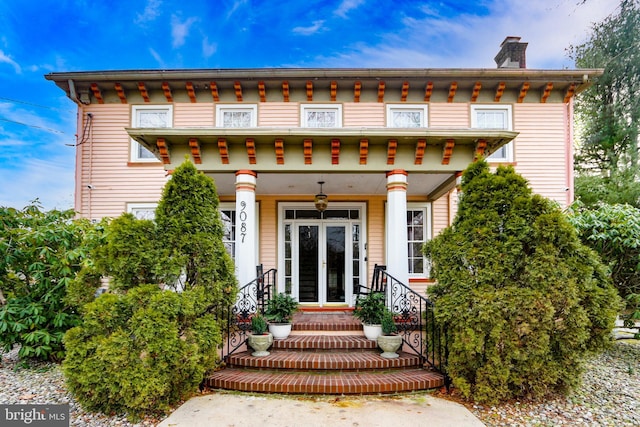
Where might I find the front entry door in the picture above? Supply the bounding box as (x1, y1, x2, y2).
(297, 223, 347, 305)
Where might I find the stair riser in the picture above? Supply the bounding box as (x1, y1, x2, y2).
(227, 353, 421, 370)
(207, 371, 445, 394)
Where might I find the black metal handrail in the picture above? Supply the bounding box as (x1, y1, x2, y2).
(374, 265, 449, 381)
(220, 265, 276, 361)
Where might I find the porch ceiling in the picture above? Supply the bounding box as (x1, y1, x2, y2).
(127, 127, 518, 173)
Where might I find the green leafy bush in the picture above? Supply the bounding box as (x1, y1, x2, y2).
(92, 214, 160, 291)
(424, 160, 620, 404)
(250, 313, 268, 335)
(568, 203, 640, 298)
(0, 203, 97, 361)
(380, 310, 397, 335)
(265, 292, 299, 323)
(353, 292, 386, 325)
(63, 285, 220, 416)
(63, 160, 238, 417)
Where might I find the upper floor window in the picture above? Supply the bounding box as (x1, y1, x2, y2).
(301, 104, 342, 128)
(387, 105, 428, 128)
(131, 105, 172, 162)
(216, 105, 257, 127)
(471, 105, 513, 162)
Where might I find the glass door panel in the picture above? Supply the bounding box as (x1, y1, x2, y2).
(325, 225, 346, 303)
(298, 225, 319, 303)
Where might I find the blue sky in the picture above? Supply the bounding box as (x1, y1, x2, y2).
(0, 0, 618, 210)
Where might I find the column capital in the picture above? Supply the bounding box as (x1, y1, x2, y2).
(236, 170, 257, 192)
(386, 170, 408, 192)
(235, 170, 257, 177)
(385, 169, 408, 178)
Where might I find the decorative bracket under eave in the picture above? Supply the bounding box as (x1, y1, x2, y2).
(156, 138, 170, 164)
(189, 138, 202, 164)
(474, 139, 487, 161)
(217, 138, 229, 164)
(442, 139, 455, 165)
(415, 139, 426, 165)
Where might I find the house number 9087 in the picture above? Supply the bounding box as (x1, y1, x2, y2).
(239, 201, 247, 243)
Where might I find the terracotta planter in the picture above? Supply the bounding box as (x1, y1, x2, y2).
(377, 334, 402, 358)
(362, 324, 382, 340)
(268, 323, 292, 340)
(248, 332, 273, 356)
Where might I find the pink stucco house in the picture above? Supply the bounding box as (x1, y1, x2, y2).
(46, 37, 600, 305)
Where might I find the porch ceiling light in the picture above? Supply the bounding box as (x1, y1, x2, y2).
(314, 181, 328, 212)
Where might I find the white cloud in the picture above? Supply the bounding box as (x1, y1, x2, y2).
(149, 48, 167, 68)
(309, 0, 616, 69)
(226, 0, 248, 20)
(0, 156, 74, 210)
(202, 37, 217, 58)
(292, 20, 325, 36)
(135, 0, 163, 25)
(335, 0, 365, 18)
(0, 49, 21, 73)
(171, 15, 198, 48)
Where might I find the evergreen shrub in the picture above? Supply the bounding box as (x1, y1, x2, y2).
(424, 160, 620, 404)
(63, 160, 238, 417)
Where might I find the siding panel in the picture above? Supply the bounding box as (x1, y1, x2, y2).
(430, 103, 469, 128)
(513, 104, 569, 206)
(78, 104, 167, 220)
(174, 103, 214, 126)
(343, 103, 385, 127)
(258, 103, 299, 127)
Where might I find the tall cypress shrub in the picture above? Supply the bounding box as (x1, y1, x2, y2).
(63, 160, 238, 417)
(424, 160, 620, 404)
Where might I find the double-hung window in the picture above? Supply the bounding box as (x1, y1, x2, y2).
(216, 105, 257, 127)
(406, 203, 431, 277)
(387, 105, 428, 128)
(471, 105, 513, 162)
(301, 104, 342, 128)
(131, 106, 172, 162)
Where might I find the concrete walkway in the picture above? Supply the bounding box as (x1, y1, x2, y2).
(158, 391, 485, 427)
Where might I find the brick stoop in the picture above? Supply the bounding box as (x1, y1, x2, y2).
(207, 310, 445, 394)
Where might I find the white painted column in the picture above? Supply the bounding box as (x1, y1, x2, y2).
(234, 170, 257, 287)
(386, 169, 409, 285)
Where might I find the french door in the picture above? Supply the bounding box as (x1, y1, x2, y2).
(280, 204, 365, 307)
(296, 223, 347, 305)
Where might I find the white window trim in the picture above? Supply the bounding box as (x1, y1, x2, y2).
(300, 104, 343, 128)
(130, 105, 173, 162)
(215, 105, 258, 127)
(219, 202, 260, 263)
(471, 104, 514, 162)
(407, 202, 432, 278)
(386, 104, 429, 127)
(127, 202, 158, 220)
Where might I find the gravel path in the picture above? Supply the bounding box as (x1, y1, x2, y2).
(464, 341, 640, 426)
(1, 342, 638, 426)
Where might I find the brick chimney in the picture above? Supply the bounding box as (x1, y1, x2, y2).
(494, 36, 528, 68)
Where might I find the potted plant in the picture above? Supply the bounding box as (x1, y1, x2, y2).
(265, 292, 299, 339)
(353, 292, 386, 340)
(247, 313, 273, 356)
(377, 309, 402, 358)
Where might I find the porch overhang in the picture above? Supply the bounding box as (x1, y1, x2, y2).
(126, 127, 518, 173)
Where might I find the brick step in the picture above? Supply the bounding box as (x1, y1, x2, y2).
(227, 350, 422, 370)
(292, 310, 362, 332)
(272, 335, 376, 351)
(207, 368, 445, 394)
